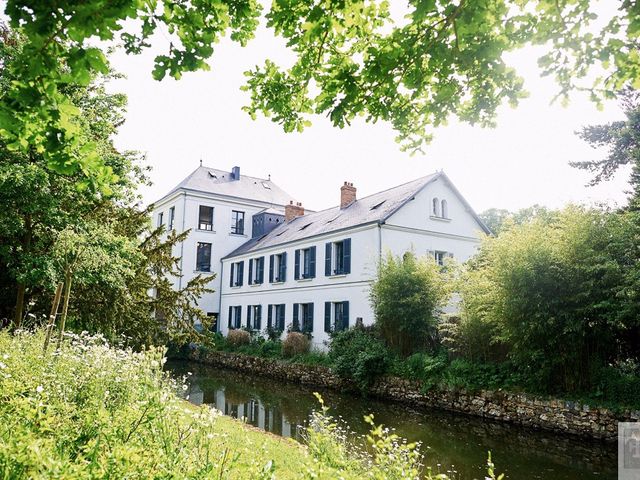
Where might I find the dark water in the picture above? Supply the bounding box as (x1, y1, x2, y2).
(167, 360, 617, 480)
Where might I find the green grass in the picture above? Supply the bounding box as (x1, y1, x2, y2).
(0, 330, 494, 479)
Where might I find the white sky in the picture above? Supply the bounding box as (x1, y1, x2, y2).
(107, 5, 631, 213)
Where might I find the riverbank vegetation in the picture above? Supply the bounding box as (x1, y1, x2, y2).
(190, 204, 640, 410)
(1, 330, 503, 479)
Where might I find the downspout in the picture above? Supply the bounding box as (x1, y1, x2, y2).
(377, 221, 383, 262)
(178, 191, 187, 290)
(217, 260, 224, 332)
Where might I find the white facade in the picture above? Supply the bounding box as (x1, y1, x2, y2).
(150, 166, 297, 328)
(217, 173, 489, 348)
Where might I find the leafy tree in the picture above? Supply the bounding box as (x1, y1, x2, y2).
(0, 26, 214, 346)
(459, 206, 640, 392)
(370, 252, 450, 357)
(572, 88, 640, 209)
(479, 205, 555, 234)
(2, 2, 640, 188)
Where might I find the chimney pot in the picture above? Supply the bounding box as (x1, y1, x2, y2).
(340, 181, 357, 209)
(285, 201, 305, 221)
(231, 166, 240, 180)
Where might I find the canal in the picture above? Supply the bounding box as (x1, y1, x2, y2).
(167, 360, 617, 479)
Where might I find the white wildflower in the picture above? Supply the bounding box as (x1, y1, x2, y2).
(36, 385, 44, 394)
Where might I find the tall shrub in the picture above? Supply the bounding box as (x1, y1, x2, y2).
(370, 252, 450, 357)
(459, 206, 640, 392)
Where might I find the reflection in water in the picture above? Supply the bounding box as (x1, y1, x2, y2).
(167, 360, 617, 480)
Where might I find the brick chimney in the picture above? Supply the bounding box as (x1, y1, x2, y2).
(340, 182, 356, 208)
(285, 201, 305, 221)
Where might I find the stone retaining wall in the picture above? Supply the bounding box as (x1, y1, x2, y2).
(187, 348, 638, 441)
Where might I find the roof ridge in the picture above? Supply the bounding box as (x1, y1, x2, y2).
(200, 165, 274, 183)
(284, 172, 440, 218)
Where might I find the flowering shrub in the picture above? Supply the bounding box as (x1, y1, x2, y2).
(282, 332, 310, 357)
(227, 328, 251, 347)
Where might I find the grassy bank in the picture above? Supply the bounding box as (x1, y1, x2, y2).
(1, 330, 499, 479)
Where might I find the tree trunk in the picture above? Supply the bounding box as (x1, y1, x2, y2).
(56, 273, 73, 351)
(13, 282, 25, 329)
(43, 282, 64, 353)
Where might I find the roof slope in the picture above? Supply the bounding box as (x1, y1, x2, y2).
(162, 166, 296, 206)
(226, 173, 442, 258)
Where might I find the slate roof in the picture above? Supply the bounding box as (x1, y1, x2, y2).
(160, 166, 296, 207)
(225, 172, 453, 258)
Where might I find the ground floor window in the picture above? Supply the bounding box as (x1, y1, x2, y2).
(228, 305, 241, 329)
(267, 304, 285, 331)
(293, 303, 314, 332)
(247, 305, 262, 331)
(324, 301, 349, 333)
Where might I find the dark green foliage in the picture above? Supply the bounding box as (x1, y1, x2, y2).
(370, 253, 449, 357)
(572, 88, 640, 210)
(328, 327, 391, 390)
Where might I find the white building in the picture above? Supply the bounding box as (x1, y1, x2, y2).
(151, 165, 298, 329)
(152, 165, 490, 345)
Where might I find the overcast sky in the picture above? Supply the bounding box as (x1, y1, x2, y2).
(108, 4, 630, 214)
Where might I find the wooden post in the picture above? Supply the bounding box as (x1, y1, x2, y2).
(43, 282, 64, 354)
(14, 282, 25, 329)
(56, 273, 73, 351)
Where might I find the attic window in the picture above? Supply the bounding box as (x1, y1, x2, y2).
(299, 223, 312, 231)
(370, 200, 386, 210)
(208, 172, 217, 179)
(262, 182, 271, 189)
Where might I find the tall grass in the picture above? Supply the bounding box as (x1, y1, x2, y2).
(0, 330, 500, 479)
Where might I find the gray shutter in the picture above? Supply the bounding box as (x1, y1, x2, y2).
(278, 305, 285, 330)
(228, 306, 233, 329)
(238, 261, 244, 286)
(248, 259, 253, 285)
(269, 255, 274, 282)
(279, 252, 287, 281)
(246, 305, 252, 329)
(229, 263, 235, 287)
(236, 307, 242, 329)
(309, 246, 316, 278)
(267, 305, 273, 329)
(256, 305, 262, 330)
(258, 257, 265, 283)
(324, 302, 331, 333)
(308, 303, 314, 332)
(325, 243, 332, 276)
(342, 301, 349, 330)
(294, 249, 300, 280)
(292, 303, 299, 331)
(343, 238, 351, 274)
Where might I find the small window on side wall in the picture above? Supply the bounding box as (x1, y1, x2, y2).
(441, 199, 448, 219)
(432, 198, 440, 217)
(199, 206, 214, 231)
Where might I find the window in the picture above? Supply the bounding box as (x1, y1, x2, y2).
(199, 205, 214, 231)
(430, 250, 452, 266)
(247, 305, 262, 331)
(229, 261, 244, 287)
(206, 312, 218, 332)
(157, 211, 164, 227)
(294, 246, 316, 280)
(248, 256, 265, 285)
(168, 207, 175, 230)
(227, 306, 242, 329)
(269, 252, 287, 283)
(231, 210, 245, 235)
(324, 301, 349, 333)
(196, 242, 212, 272)
(325, 239, 351, 276)
(432, 197, 440, 217)
(441, 199, 448, 219)
(293, 303, 314, 332)
(267, 304, 286, 331)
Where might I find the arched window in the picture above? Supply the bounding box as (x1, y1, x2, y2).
(432, 197, 440, 217)
(441, 199, 448, 219)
